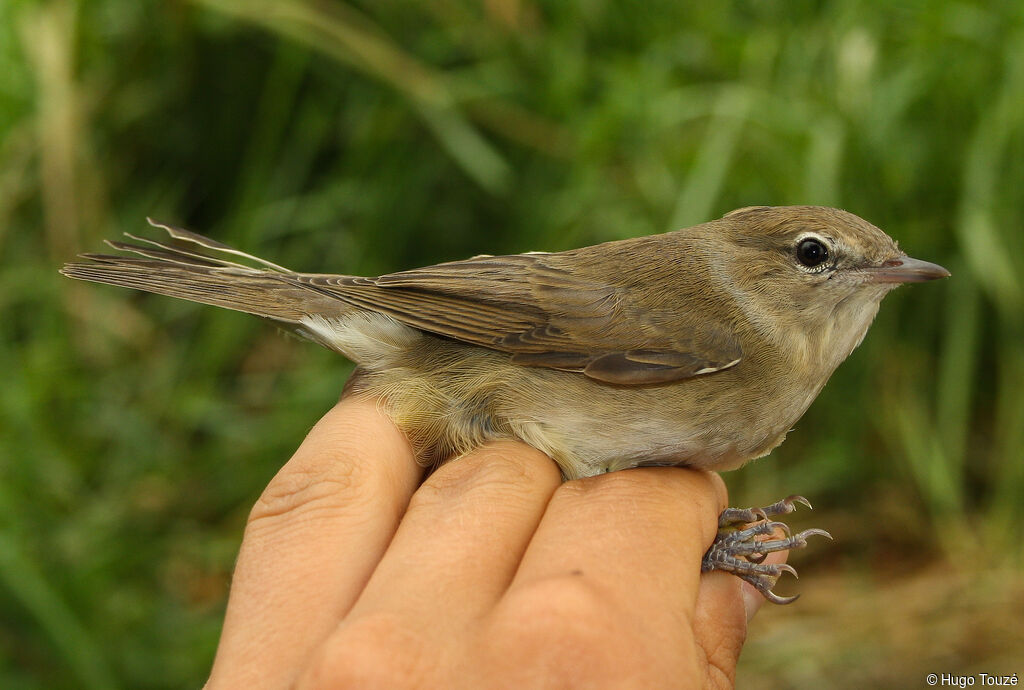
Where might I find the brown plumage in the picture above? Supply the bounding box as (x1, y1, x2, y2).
(62, 206, 948, 479)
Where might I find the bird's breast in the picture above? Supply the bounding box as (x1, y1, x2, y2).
(351, 329, 832, 479)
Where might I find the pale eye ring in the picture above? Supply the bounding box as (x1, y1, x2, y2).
(796, 237, 829, 268)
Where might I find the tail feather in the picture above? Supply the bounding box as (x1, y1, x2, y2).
(145, 218, 292, 272)
(61, 221, 343, 324)
(103, 240, 231, 268)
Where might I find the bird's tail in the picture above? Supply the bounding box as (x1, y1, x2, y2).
(60, 219, 343, 324)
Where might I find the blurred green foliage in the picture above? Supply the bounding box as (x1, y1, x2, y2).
(1, 0, 1022, 687)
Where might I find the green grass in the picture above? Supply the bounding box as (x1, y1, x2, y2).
(2, 1, 1022, 686)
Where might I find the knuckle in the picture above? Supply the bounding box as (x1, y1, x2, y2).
(415, 443, 550, 505)
(704, 656, 738, 690)
(496, 576, 620, 653)
(697, 602, 746, 687)
(300, 614, 434, 689)
(248, 453, 370, 526)
(706, 471, 730, 512)
(555, 470, 646, 508)
(494, 577, 701, 685)
(560, 467, 703, 514)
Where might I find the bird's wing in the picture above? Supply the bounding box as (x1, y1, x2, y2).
(296, 252, 742, 385)
(63, 221, 742, 386)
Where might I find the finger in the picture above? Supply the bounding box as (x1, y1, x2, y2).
(691, 571, 746, 689)
(338, 441, 561, 634)
(692, 544, 789, 687)
(505, 467, 727, 645)
(207, 396, 421, 689)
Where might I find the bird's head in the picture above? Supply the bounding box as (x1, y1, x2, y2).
(714, 205, 949, 364)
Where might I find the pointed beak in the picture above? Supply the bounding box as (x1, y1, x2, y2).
(863, 255, 951, 284)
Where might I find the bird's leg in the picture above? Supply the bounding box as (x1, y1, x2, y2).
(701, 495, 831, 605)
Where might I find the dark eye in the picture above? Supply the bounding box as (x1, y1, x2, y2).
(796, 238, 829, 268)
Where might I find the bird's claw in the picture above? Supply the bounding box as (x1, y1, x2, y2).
(717, 494, 812, 528)
(702, 496, 830, 605)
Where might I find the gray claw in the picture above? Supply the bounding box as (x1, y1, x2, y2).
(718, 506, 767, 527)
(744, 528, 831, 557)
(736, 569, 800, 605)
(718, 495, 813, 528)
(800, 528, 832, 541)
(703, 495, 828, 605)
(762, 590, 800, 605)
(761, 494, 812, 517)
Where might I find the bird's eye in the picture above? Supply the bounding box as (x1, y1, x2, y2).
(796, 238, 829, 268)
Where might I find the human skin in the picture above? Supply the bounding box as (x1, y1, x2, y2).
(205, 397, 785, 689)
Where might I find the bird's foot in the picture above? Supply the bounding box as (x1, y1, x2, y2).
(701, 495, 831, 605)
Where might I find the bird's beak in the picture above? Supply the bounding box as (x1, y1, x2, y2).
(863, 255, 951, 284)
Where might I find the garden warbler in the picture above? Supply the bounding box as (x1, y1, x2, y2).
(62, 205, 949, 602)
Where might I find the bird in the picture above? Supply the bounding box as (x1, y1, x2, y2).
(61, 205, 949, 602)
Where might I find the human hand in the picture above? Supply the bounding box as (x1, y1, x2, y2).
(206, 397, 781, 689)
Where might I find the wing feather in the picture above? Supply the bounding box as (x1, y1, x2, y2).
(66, 222, 743, 385)
(316, 252, 743, 384)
